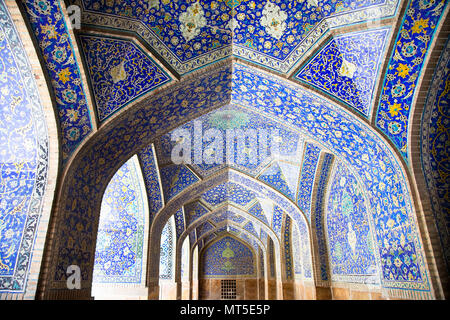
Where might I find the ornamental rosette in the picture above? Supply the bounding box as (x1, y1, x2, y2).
(260, 1, 288, 40)
(179, 1, 207, 42)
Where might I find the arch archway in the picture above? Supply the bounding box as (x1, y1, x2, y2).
(91, 155, 149, 300)
(0, 1, 59, 300)
(408, 13, 450, 299)
(198, 233, 260, 300)
(36, 60, 437, 300)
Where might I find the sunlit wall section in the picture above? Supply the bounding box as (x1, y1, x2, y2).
(159, 216, 176, 299)
(92, 155, 149, 299)
(325, 161, 380, 286)
(192, 245, 199, 300)
(181, 236, 190, 299)
(0, 1, 52, 299)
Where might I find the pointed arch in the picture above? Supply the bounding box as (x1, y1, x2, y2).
(92, 155, 149, 299)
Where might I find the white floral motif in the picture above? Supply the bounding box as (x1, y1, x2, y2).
(148, 0, 160, 10)
(260, 1, 287, 40)
(227, 18, 240, 32)
(347, 221, 357, 255)
(339, 58, 357, 79)
(306, 0, 318, 9)
(109, 60, 127, 84)
(179, 2, 207, 42)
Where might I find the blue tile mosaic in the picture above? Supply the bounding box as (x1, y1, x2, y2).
(421, 37, 450, 273)
(75, 0, 399, 74)
(296, 143, 321, 220)
(138, 144, 164, 225)
(79, 0, 232, 74)
(243, 221, 258, 237)
(201, 181, 256, 207)
(20, 0, 93, 162)
(174, 208, 185, 240)
(158, 104, 302, 177)
(326, 161, 379, 284)
(79, 33, 171, 121)
(291, 222, 302, 276)
(232, 63, 426, 289)
(93, 157, 146, 284)
(271, 205, 283, 238)
(184, 201, 210, 226)
(296, 28, 390, 117)
(197, 221, 215, 239)
(209, 210, 246, 225)
(160, 164, 199, 202)
(258, 161, 299, 200)
(376, 0, 449, 158)
(201, 236, 255, 277)
(283, 215, 293, 280)
(50, 56, 431, 296)
(0, 2, 49, 292)
(312, 153, 334, 281)
(247, 202, 270, 225)
(159, 216, 175, 280)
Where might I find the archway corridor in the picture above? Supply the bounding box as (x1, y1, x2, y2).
(0, 0, 448, 301)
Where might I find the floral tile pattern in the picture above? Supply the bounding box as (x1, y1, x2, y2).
(157, 104, 301, 177)
(376, 0, 448, 158)
(0, 2, 49, 292)
(46, 58, 432, 296)
(296, 28, 390, 117)
(138, 144, 164, 225)
(79, 34, 171, 121)
(232, 63, 429, 290)
(258, 161, 300, 200)
(283, 215, 293, 280)
(421, 38, 450, 273)
(174, 208, 185, 240)
(75, 0, 399, 74)
(296, 143, 321, 220)
(93, 157, 146, 284)
(326, 161, 380, 284)
(160, 164, 199, 202)
(159, 216, 175, 280)
(201, 236, 255, 277)
(201, 181, 257, 207)
(312, 153, 334, 282)
(20, 0, 93, 162)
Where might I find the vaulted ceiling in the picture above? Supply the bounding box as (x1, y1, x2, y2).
(15, 0, 449, 297)
(73, 0, 398, 76)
